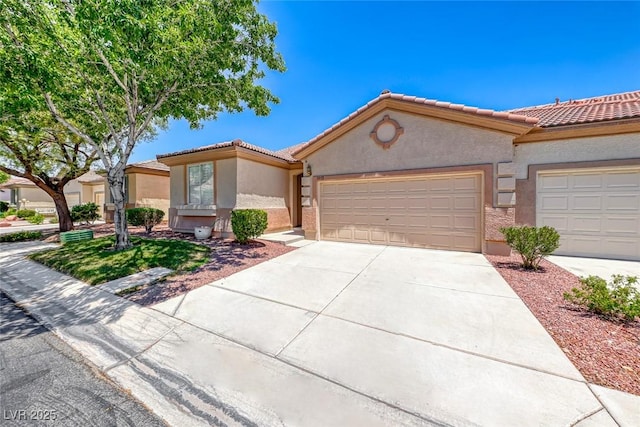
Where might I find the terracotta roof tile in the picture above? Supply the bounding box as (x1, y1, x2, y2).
(0, 176, 36, 188)
(507, 90, 640, 127)
(157, 139, 299, 163)
(128, 159, 170, 172)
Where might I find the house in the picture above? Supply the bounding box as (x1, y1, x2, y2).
(158, 90, 640, 261)
(103, 160, 170, 222)
(0, 171, 105, 215)
(157, 141, 303, 234)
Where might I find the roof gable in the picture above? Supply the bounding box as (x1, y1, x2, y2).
(292, 92, 538, 159)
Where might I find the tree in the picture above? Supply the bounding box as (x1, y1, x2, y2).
(1, 0, 285, 249)
(0, 170, 8, 185)
(0, 113, 98, 232)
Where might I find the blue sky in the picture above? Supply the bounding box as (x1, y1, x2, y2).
(130, 1, 640, 163)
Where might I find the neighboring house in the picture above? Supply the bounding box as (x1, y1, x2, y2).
(158, 90, 640, 261)
(157, 141, 303, 234)
(103, 160, 170, 223)
(0, 171, 105, 215)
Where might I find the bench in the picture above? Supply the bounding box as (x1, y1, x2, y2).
(60, 230, 94, 244)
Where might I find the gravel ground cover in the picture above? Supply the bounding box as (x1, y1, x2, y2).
(487, 253, 640, 396)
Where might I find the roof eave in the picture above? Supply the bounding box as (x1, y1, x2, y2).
(513, 117, 640, 143)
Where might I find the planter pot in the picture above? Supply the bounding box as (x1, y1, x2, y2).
(194, 226, 212, 240)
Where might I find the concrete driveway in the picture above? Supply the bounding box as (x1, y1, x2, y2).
(153, 241, 628, 426)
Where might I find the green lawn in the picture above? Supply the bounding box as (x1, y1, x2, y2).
(29, 236, 210, 285)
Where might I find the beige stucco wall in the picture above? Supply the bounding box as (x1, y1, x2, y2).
(514, 132, 640, 179)
(216, 158, 237, 209)
(236, 158, 289, 209)
(169, 165, 185, 206)
(305, 111, 514, 176)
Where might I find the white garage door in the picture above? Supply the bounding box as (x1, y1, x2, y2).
(537, 167, 640, 261)
(320, 173, 482, 252)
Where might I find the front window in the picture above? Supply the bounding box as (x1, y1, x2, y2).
(188, 163, 214, 205)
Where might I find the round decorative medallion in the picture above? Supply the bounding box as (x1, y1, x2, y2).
(370, 115, 404, 149)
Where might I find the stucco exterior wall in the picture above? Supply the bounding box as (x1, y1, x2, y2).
(236, 158, 292, 231)
(236, 158, 289, 208)
(513, 132, 640, 179)
(305, 111, 514, 176)
(169, 165, 185, 206)
(216, 158, 237, 209)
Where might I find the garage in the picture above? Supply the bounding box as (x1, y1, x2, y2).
(537, 167, 640, 261)
(319, 173, 482, 252)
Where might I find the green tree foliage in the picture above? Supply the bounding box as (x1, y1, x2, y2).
(0, 170, 8, 184)
(0, 0, 285, 250)
(127, 207, 165, 233)
(500, 225, 560, 270)
(231, 209, 268, 244)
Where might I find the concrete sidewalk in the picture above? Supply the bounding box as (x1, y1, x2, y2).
(1, 241, 639, 426)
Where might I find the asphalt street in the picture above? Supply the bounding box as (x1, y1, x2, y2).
(0, 292, 166, 426)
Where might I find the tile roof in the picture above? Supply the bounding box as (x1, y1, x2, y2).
(76, 170, 105, 183)
(507, 90, 640, 127)
(291, 92, 539, 156)
(127, 159, 170, 172)
(157, 139, 299, 163)
(0, 176, 36, 188)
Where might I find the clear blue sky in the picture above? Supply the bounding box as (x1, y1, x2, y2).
(130, 1, 640, 163)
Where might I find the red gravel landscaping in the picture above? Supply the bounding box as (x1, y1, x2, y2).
(486, 253, 640, 396)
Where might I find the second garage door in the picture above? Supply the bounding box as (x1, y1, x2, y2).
(320, 173, 482, 252)
(537, 167, 640, 261)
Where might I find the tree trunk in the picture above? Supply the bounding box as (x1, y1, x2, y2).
(50, 191, 74, 232)
(107, 172, 132, 250)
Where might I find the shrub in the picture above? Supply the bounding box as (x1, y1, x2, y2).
(231, 209, 268, 244)
(0, 230, 43, 242)
(16, 209, 37, 219)
(500, 225, 560, 270)
(0, 201, 8, 212)
(49, 216, 59, 224)
(26, 213, 45, 224)
(127, 207, 165, 233)
(564, 275, 640, 321)
(71, 202, 100, 224)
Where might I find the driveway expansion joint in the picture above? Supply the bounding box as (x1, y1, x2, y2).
(274, 245, 389, 357)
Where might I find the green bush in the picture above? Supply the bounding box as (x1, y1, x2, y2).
(127, 207, 165, 233)
(231, 209, 268, 244)
(71, 202, 100, 224)
(26, 213, 45, 224)
(564, 275, 640, 321)
(49, 216, 59, 224)
(0, 208, 16, 219)
(0, 201, 8, 212)
(500, 225, 560, 270)
(0, 230, 43, 242)
(16, 209, 37, 219)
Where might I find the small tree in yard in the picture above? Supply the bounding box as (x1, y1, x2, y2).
(71, 202, 100, 225)
(231, 209, 268, 244)
(127, 208, 164, 233)
(500, 225, 560, 270)
(1, 0, 285, 250)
